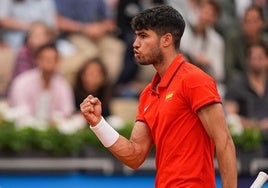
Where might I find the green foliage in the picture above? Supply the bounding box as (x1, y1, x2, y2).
(0, 120, 133, 156)
(0, 119, 264, 155)
(231, 127, 263, 151)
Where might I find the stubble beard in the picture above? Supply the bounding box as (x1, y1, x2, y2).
(135, 46, 164, 66)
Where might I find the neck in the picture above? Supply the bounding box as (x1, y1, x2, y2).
(248, 70, 267, 96)
(154, 51, 179, 77)
(248, 69, 266, 80)
(194, 22, 206, 36)
(42, 72, 52, 89)
(194, 25, 205, 36)
(246, 33, 260, 43)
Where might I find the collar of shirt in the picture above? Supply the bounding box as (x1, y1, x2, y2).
(151, 54, 186, 91)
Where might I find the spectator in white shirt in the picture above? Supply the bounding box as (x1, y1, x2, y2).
(180, 0, 226, 96)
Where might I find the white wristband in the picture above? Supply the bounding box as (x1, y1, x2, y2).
(90, 117, 120, 147)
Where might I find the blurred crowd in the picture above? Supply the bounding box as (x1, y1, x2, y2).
(0, 0, 268, 152)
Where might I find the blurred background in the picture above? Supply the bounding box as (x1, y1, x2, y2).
(0, 0, 268, 187)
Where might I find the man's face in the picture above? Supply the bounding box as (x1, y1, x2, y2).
(133, 29, 163, 66)
(37, 48, 59, 75)
(199, 3, 218, 27)
(248, 46, 268, 73)
(243, 9, 264, 36)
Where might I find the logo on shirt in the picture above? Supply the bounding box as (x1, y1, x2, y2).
(165, 92, 174, 100)
(144, 104, 150, 112)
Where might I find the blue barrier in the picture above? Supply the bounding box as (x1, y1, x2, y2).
(0, 173, 267, 188)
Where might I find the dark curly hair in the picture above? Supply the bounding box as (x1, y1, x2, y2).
(131, 5, 185, 50)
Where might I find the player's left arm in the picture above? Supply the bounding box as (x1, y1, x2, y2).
(197, 103, 237, 188)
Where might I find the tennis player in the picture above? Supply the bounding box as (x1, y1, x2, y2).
(80, 5, 237, 188)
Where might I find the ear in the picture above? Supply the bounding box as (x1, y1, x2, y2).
(161, 33, 173, 48)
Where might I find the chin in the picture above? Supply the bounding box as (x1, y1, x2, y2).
(135, 58, 147, 65)
(137, 60, 148, 65)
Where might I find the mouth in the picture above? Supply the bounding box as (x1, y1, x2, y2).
(134, 48, 139, 54)
(133, 49, 140, 57)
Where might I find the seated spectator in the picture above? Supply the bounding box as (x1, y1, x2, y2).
(54, 0, 124, 84)
(224, 41, 268, 154)
(9, 21, 54, 85)
(8, 43, 75, 126)
(180, 0, 225, 96)
(0, 0, 57, 50)
(217, 0, 268, 38)
(73, 58, 112, 118)
(225, 5, 268, 81)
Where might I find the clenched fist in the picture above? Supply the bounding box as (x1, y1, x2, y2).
(80, 95, 102, 126)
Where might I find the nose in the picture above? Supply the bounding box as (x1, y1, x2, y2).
(133, 37, 139, 49)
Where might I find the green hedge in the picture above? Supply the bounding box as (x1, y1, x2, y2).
(231, 127, 263, 152)
(0, 120, 264, 157)
(0, 120, 133, 156)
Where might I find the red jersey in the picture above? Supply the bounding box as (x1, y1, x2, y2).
(136, 54, 221, 188)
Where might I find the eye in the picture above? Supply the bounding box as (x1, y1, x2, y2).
(140, 34, 147, 38)
(137, 32, 148, 39)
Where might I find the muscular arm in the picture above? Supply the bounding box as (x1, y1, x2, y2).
(80, 95, 154, 169)
(198, 103, 237, 188)
(109, 121, 154, 169)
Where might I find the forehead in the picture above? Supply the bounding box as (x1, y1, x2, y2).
(245, 9, 261, 20)
(37, 48, 58, 58)
(250, 46, 266, 55)
(86, 62, 102, 70)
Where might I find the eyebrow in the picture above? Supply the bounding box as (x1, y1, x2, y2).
(135, 30, 149, 36)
